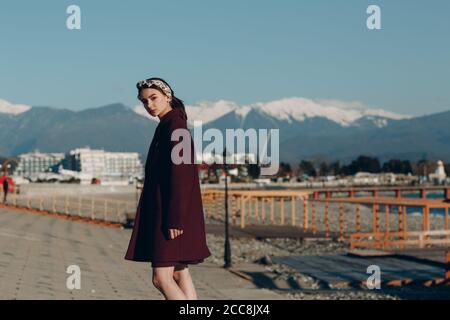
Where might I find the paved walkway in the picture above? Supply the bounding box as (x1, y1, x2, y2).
(0, 208, 284, 300)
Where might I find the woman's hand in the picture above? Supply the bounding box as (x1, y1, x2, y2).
(168, 228, 184, 240)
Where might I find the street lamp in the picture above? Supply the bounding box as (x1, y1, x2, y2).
(223, 148, 232, 268)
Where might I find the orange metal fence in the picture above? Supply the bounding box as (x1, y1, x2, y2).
(202, 189, 311, 229)
(350, 230, 450, 250)
(312, 186, 450, 201)
(202, 189, 450, 249)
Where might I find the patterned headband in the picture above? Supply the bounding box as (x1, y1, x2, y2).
(136, 79, 173, 98)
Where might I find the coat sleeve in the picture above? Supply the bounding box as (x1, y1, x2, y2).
(164, 115, 194, 230)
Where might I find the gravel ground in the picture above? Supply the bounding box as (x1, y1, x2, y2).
(285, 291, 399, 300)
(203, 233, 405, 300)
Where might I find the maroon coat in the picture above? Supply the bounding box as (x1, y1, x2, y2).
(125, 108, 211, 263)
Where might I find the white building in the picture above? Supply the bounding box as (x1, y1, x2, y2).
(429, 160, 447, 184)
(66, 148, 144, 179)
(14, 151, 65, 175)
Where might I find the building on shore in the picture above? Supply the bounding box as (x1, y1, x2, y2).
(13, 148, 144, 184)
(65, 147, 144, 181)
(13, 151, 65, 176)
(428, 160, 447, 184)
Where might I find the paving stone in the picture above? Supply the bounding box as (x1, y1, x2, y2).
(0, 208, 283, 300)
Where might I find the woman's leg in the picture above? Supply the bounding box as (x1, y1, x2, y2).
(173, 264, 198, 300)
(152, 266, 187, 300)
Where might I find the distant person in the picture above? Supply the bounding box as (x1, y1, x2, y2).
(3, 177, 9, 204)
(124, 78, 211, 300)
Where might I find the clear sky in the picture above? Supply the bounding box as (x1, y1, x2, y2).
(0, 0, 449, 116)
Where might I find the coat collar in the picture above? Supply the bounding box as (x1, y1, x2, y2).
(154, 108, 183, 135)
(159, 108, 184, 123)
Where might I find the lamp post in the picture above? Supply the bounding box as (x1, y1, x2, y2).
(223, 148, 232, 268)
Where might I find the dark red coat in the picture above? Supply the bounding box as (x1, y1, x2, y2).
(125, 108, 211, 263)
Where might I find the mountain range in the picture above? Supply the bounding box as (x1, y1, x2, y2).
(0, 98, 449, 164)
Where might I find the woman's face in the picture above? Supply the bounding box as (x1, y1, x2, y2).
(138, 88, 172, 118)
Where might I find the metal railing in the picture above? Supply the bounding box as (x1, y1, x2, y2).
(202, 189, 311, 228)
(4, 193, 138, 224)
(202, 189, 450, 249)
(350, 230, 450, 250)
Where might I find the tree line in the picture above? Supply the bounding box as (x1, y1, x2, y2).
(275, 155, 449, 178)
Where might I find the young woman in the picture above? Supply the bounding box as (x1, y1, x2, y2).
(125, 77, 211, 300)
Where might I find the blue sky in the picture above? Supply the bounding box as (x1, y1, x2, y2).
(0, 0, 449, 116)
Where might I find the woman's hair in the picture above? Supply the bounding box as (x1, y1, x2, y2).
(137, 77, 187, 120)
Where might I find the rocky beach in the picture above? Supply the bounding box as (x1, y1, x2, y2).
(203, 199, 449, 300)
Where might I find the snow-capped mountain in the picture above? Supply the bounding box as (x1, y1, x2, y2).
(133, 100, 238, 124)
(246, 98, 409, 127)
(0, 99, 31, 115)
(134, 97, 410, 128)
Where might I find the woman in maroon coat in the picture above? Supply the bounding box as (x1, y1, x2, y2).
(125, 77, 211, 300)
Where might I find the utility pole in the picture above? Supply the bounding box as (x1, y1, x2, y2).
(223, 148, 232, 268)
